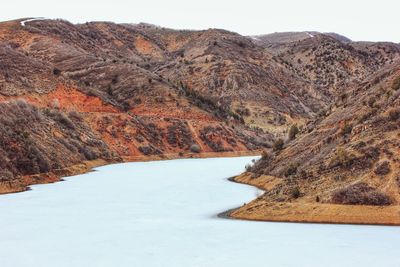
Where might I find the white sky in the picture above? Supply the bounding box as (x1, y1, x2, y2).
(2, 0, 400, 42)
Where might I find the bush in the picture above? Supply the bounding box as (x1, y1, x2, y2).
(392, 76, 400, 91)
(329, 147, 353, 168)
(0, 170, 14, 182)
(273, 139, 284, 152)
(374, 161, 391, 176)
(290, 186, 301, 199)
(53, 112, 75, 129)
(388, 108, 400, 121)
(261, 150, 269, 160)
(53, 68, 61, 76)
(341, 123, 352, 136)
(138, 145, 162, 156)
(284, 163, 298, 177)
(190, 144, 201, 153)
(367, 97, 376, 108)
(332, 183, 392, 205)
(288, 124, 299, 140)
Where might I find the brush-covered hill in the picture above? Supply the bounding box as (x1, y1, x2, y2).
(0, 19, 271, 193)
(0, 18, 399, 196)
(232, 62, 400, 225)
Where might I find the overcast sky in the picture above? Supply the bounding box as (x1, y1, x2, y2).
(2, 0, 399, 42)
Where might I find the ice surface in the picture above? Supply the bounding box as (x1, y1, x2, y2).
(0, 156, 399, 267)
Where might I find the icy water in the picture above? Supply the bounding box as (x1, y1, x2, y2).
(1, 156, 400, 267)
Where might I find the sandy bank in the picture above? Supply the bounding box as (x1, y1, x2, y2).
(227, 173, 400, 226)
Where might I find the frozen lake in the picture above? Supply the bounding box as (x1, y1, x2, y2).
(1, 156, 400, 267)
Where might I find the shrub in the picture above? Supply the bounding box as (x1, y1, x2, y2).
(288, 124, 299, 140)
(284, 163, 298, 177)
(52, 99, 60, 109)
(367, 97, 376, 108)
(138, 145, 162, 156)
(331, 183, 392, 205)
(290, 186, 301, 199)
(0, 170, 14, 182)
(329, 147, 353, 168)
(190, 144, 201, 153)
(111, 75, 118, 84)
(53, 112, 75, 129)
(374, 161, 391, 176)
(80, 147, 98, 160)
(53, 68, 61, 76)
(341, 123, 352, 136)
(245, 164, 252, 172)
(261, 150, 269, 160)
(273, 139, 284, 152)
(388, 108, 400, 121)
(392, 76, 400, 91)
(68, 111, 82, 121)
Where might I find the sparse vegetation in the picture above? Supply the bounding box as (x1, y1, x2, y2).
(374, 161, 391, 176)
(341, 123, 352, 136)
(272, 139, 284, 152)
(290, 186, 301, 199)
(284, 163, 298, 177)
(332, 183, 392, 206)
(0, 101, 110, 180)
(392, 76, 400, 90)
(190, 144, 201, 153)
(329, 147, 354, 168)
(2, 19, 400, 224)
(388, 108, 400, 121)
(52, 67, 61, 76)
(288, 124, 299, 140)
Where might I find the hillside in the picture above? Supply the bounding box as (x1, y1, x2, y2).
(0, 19, 270, 193)
(251, 31, 351, 45)
(232, 62, 400, 225)
(0, 18, 399, 202)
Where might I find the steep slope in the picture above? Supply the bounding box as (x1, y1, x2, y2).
(130, 25, 327, 134)
(0, 19, 270, 193)
(232, 62, 400, 225)
(251, 31, 351, 46)
(0, 100, 116, 193)
(1, 18, 399, 198)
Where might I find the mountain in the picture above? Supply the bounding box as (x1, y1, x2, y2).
(232, 62, 400, 225)
(0, 19, 270, 193)
(0, 18, 399, 208)
(251, 31, 351, 46)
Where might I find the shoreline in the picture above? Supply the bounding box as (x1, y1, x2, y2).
(0, 150, 260, 195)
(5, 153, 400, 227)
(225, 174, 400, 226)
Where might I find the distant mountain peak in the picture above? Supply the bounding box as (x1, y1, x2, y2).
(250, 31, 351, 45)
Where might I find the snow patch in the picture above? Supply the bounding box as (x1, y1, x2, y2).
(250, 36, 261, 42)
(20, 18, 46, 27)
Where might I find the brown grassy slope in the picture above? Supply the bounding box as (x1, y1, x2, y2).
(0, 19, 271, 193)
(1, 19, 399, 197)
(0, 100, 116, 193)
(232, 62, 400, 225)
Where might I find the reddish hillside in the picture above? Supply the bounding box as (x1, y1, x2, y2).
(1, 18, 399, 200)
